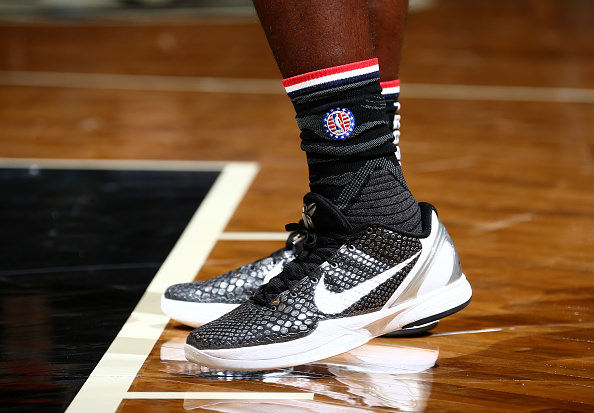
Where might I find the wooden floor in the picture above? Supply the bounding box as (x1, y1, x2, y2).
(1, 0, 593, 411)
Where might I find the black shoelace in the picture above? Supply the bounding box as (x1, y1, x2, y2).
(251, 220, 348, 307)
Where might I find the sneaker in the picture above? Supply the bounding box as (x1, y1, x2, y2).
(162, 226, 438, 334)
(161, 240, 296, 327)
(185, 192, 472, 370)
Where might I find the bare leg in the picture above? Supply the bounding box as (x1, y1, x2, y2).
(368, 0, 409, 81)
(369, 0, 410, 162)
(252, 0, 375, 78)
(253, 0, 409, 80)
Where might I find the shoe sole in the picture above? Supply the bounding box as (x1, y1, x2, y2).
(184, 274, 472, 370)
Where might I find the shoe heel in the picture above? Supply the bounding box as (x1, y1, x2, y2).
(398, 275, 472, 330)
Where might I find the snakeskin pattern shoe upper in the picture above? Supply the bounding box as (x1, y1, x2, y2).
(164, 247, 295, 304)
(187, 192, 427, 350)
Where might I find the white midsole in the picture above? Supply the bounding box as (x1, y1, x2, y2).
(185, 274, 471, 370)
(161, 295, 238, 327)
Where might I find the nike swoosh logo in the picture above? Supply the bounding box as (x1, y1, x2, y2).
(314, 250, 421, 315)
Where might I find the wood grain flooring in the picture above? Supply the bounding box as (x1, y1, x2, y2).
(1, 0, 592, 411)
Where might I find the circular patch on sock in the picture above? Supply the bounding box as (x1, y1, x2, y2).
(323, 107, 355, 140)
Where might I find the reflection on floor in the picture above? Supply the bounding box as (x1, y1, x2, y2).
(0, 161, 219, 413)
(160, 337, 438, 412)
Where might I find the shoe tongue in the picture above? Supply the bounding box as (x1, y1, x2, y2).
(253, 192, 352, 305)
(302, 192, 353, 233)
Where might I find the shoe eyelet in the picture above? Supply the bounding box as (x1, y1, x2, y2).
(347, 244, 356, 251)
(290, 291, 298, 298)
(330, 262, 338, 269)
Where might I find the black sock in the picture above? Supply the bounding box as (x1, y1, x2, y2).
(282, 59, 421, 233)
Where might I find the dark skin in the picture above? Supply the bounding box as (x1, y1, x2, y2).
(252, 0, 409, 81)
(368, 0, 409, 81)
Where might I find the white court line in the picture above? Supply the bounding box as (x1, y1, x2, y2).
(0, 71, 283, 94)
(220, 231, 288, 241)
(474, 213, 535, 233)
(0, 157, 231, 171)
(431, 328, 503, 337)
(58, 160, 312, 413)
(1, 70, 594, 103)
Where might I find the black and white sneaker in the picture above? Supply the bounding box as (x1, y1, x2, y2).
(162, 225, 438, 333)
(161, 244, 295, 327)
(185, 192, 472, 370)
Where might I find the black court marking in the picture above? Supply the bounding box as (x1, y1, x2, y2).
(0, 166, 219, 413)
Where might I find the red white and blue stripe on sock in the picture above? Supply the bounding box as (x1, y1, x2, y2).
(282, 58, 380, 100)
(380, 79, 400, 101)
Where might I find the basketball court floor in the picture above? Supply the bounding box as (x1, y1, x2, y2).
(1, 0, 593, 411)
